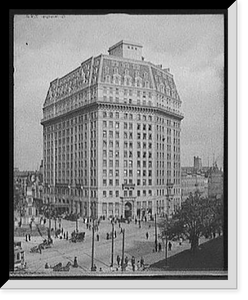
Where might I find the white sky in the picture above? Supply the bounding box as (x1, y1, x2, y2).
(13, 13, 224, 170)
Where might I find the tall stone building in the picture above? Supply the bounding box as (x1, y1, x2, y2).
(41, 40, 183, 219)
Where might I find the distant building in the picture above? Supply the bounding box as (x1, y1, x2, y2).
(194, 156, 202, 171)
(181, 159, 223, 201)
(181, 171, 208, 201)
(208, 163, 223, 199)
(14, 168, 44, 226)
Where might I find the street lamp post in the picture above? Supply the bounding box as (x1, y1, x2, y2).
(164, 215, 168, 266)
(121, 228, 125, 271)
(91, 218, 95, 271)
(154, 213, 158, 252)
(47, 185, 51, 240)
(110, 220, 114, 267)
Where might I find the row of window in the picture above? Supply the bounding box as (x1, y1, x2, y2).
(102, 178, 152, 187)
(103, 189, 153, 198)
(102, 169, 153, 178)
(103, 87, 152, 98)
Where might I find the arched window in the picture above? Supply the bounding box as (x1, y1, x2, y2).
(105, 75, 111, 83)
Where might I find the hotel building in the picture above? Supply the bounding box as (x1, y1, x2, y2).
(41, 40, 184, 219)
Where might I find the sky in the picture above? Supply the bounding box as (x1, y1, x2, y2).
(13, 13, 224, 171)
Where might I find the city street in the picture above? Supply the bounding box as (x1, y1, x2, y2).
(14, 217, 208, 276)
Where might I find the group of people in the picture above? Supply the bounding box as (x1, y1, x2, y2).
(115, 255, 145, 271)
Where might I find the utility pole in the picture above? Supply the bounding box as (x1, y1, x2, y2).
(121, 228, 125, 271)
(110, 220, 114, 267)
(91, 218, 95, 271)
(164, 214, 169, 266)
(155, 213, 158, 252)
(48, 186, 51, 240)
(76, 215, 78, 232)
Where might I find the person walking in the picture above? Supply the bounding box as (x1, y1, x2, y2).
(125, 256, 129, 266)
(131, 256, 135, 269)
(117, 255, 121, 267)
(140, 256, 144, 268)
(146, 232, 149, 240)
(158, 242, 162, 252)
(73, 256, 78, 268)
(96, 234, 100, 242)
(168, 241, 172, 251)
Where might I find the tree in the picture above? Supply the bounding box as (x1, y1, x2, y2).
(159, 192, 224, 251)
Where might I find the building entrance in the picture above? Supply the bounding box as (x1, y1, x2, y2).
(124, 202, 132, 219)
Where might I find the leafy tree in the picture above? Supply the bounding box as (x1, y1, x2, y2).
(159, 192, 224, 251)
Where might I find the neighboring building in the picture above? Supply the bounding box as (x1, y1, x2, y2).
(181, 159, 223, 201)
(14, 168, 44, 225)
(181, 171, 208, 202)
(208, 164, 223, 199)
(41, 40, 183, 219)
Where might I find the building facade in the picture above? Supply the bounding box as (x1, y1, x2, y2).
(41, 41, 183, 219)
(208, 164, 223, 199)
(181, 171, 209, 202)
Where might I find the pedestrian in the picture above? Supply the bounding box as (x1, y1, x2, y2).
(131, 256, 135, 267)
(63, 232, 66, 239)
(168, 241, 172, 251)
(135, 218, 137, 224)
(117, 255, 120, 266)
(125, 256, 129, 266)
(114, 230, 117, 238)
(73, 256, 78, 268)
(28, 234, 31, 241)
(66, 231, 68, 240)
(106, 232, 109, 240)
(158, 242, 162, 252)
(140, 257, 144, 268)
(25, 234, 28, 242)
(146, 232, 149, 239)
(96, 234, 99, 241)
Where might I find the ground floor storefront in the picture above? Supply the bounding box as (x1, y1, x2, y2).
(43, 196, 172, 220)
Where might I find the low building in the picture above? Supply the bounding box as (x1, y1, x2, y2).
(208, 165, 223, 199)
(14, 167, 44, 226)
(181, 171, 208, 201)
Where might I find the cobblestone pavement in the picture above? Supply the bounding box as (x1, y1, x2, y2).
(13, 217, 210, 276)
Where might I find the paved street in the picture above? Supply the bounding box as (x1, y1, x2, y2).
(14, 217, 208, 276)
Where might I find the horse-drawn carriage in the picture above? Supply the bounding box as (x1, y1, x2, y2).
(30, 238, 53, 253)
(69, 231, 85, 243)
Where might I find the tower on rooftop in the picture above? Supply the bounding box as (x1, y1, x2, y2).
(108, 40, 143, 60)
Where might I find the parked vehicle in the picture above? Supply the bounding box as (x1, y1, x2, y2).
(69, 231, 85, 243)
